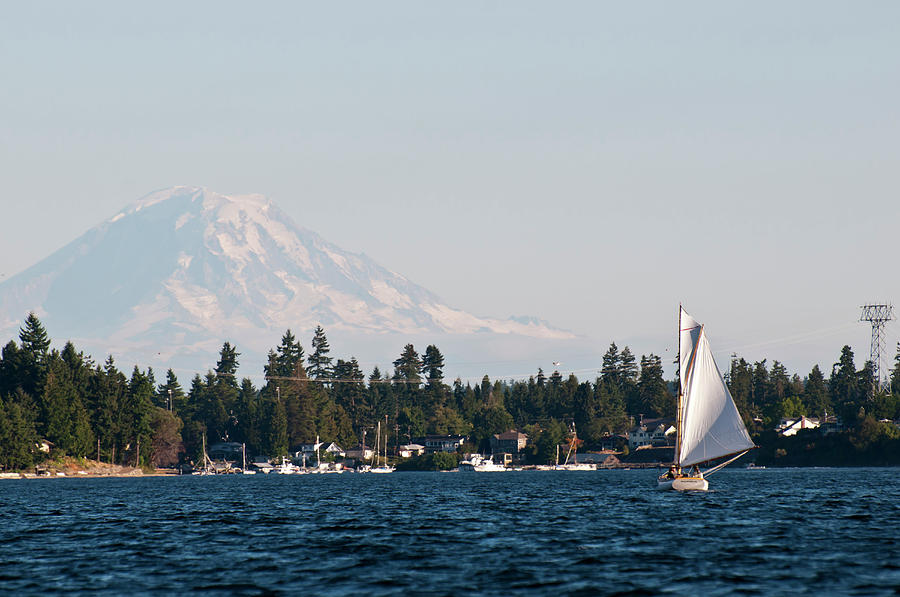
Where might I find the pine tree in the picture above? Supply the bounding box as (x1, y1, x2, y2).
(215, 342, 240, 388)
(601, 342, 621, 388)
(0, 341, 24, 397)
(157, 369, 185, 412)
(803, 365, 830, 418)
(92, 356, 126, 463)
(17, 313, 51, 397)
(637, 354, 673, 418)
(0, 390, 39, 470)
(830, 346, 860, 422)
(234, 377, 259, 449)
(333, 358, 366, 431)
(307, 325, 333, 380)
(392, 344, 422, 383)
(126, 367, 155, 466)
(422, 345, 445, 385)
(19, 312, 51, 365)
(269, 329, 304, 379)
(728, 356, 753, 416)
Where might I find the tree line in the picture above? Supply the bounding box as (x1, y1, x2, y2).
(1, 313, 899, 471)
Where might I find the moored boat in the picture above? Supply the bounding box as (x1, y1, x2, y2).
(459, 454, 508, 472)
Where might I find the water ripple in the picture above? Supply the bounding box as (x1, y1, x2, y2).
(1, 469, 899, 594)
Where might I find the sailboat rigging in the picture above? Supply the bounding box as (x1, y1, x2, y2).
(370, 419, 395, 473)
(658, 306, 756, 491)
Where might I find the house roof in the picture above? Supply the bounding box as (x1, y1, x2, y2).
(494, 430, 527, 440)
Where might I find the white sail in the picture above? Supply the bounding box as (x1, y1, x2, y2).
(677, 317, 754, 467)
(679, 307, 702, 385)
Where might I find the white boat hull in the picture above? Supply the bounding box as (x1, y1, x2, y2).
(553, 463, 596, 471)
(657, 476, 708, 491)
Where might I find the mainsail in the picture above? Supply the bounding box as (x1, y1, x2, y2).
(676, 308, 755, 467)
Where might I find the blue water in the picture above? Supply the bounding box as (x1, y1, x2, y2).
(1, 468, 898, 595)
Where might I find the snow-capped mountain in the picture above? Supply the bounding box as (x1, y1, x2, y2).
(0, 187, 575, 374)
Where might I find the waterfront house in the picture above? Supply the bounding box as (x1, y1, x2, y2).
(597, 434, 628, 452)
(490, 430, 528, 454)
(345, 446, 374, 461)
(322, 442, 345, 458)
(776, 416, 820, 436)
(627, 417, 675, 449)
(398, 443, 425, 458)
(208, 442, 244, 462)
(422, 435, 467, 453)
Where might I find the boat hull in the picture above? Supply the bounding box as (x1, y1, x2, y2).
(657, 476, 709, 491)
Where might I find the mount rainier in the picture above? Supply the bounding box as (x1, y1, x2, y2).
(0, 187, 578, 377)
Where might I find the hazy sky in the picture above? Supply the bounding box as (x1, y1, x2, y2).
(2, 2, 899, 379)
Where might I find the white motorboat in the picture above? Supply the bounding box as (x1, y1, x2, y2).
(459, 454, 508, 472)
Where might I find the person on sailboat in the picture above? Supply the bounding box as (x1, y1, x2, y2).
(666, 466, 677, 480)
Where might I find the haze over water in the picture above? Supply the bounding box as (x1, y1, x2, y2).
(2, 469, 897, 595)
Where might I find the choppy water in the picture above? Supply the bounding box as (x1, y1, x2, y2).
(1, 468, 898, 595)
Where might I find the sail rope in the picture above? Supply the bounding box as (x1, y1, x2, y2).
(702, 450, 750, 477)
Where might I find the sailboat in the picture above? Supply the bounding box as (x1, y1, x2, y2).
(192, 433, 217, 475)
(554, 423, 596, 471)
(241, 443, 256, 475)
(370, 420, 395, 474)
(657, 306, 756, 491)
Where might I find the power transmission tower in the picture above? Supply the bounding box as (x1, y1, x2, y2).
(859, 304, 894, 396)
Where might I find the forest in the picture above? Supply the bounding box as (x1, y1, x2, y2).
(1, 312, 899, 471)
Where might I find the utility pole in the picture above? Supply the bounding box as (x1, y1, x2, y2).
(860, 304, 894, 396)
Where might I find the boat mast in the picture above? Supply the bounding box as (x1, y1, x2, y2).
(674, 305, 683, 471)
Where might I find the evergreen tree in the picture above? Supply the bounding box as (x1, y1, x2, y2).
(637, 354, 673, 418)
(750, 360, 769, 415)
(92, 356, 127, 463)
(0, 341, 24, 397)
(259, 395, 288, 457)
(157, 369, 185, 413)
(858, 361, 876, 403)
(392, 344, 422, 383)
(728, 356, 753, 416)
(803, 365, 830, 418)
(234, 378, 260, 449)
(333, 358, 367, 431)
(830, 346, 860, 422)
(601, 343, 621, 388)
(274, 329, 305, 378)
(0, 390, 39, 470)
(125, 367, 155, 466)
(307, 325, 333, 381)
(215, 342, 240, 388)
(422, 345, 445, 385)
(892, 343, 900, 396)
(17, 313, 51, 397)
(19, 312, 51, 365)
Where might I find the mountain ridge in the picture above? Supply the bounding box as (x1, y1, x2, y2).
(0, 187, 577, 373)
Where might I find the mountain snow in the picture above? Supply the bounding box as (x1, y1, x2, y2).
(0, 187, 575, 374)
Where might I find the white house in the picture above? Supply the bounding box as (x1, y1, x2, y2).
(628, 418, 676, 449)
(398, 443, 425, 458)
(777, 416, 820, 436)
(322, 442, 345, 458)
